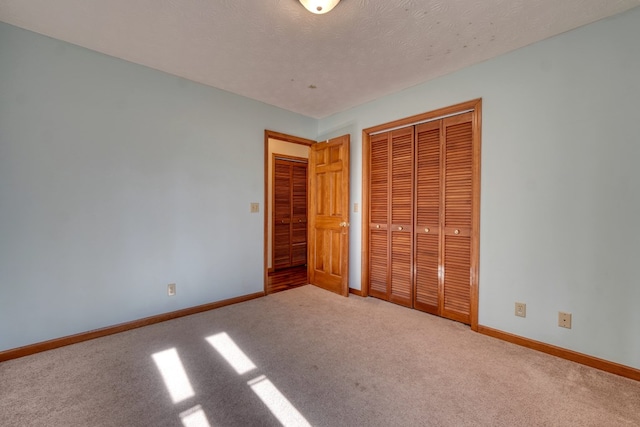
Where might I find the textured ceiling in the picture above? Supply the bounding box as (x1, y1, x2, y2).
(1, 0, 639, 118)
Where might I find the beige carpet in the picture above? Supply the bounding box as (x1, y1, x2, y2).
(1, 285, 639, 426)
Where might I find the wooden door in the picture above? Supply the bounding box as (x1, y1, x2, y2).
(273, 160, 293, 269)
(291, 163, 308, 266)
(363, 99, 481, 328)
(368, 128, 414, 307)
(273, 159, 308, 269)
(389, 127, 414, 307)
(414, 121, 441, 315)
(440, 112, 474, 324)
(368, 133, 390, 300)
(309, 135, 350, 296)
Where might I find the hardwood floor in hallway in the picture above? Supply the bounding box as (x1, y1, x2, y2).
(267, 265, 308, 294)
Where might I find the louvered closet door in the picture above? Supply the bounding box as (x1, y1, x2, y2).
(273, 160, 292, 269)
(291, 163, 308, 266)
(441, 113, 474, 324)
(366, 100, 480, 326)
(414, 121, 441, 315)
(369, 133, 390, 300)
(389, 127, 414, 307)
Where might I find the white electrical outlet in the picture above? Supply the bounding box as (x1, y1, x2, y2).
(167, 283, 176, 296)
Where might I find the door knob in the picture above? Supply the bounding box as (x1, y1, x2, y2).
(424, 228, 430, 233)
(398, 226, 403, 231)
(454, 229, 460, 235)
(376, 224, 380, 229)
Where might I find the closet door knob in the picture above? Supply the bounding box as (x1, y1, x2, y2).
(454, 229, 460, 235)
(424, 228, 430, 233)
(398, 226, 403, 231)
(376, 224, 380, 229)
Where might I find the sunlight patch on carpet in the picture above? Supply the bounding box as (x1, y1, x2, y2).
(179, 404, 211, 427)
(206, 332, 257, 375)
(152, 348, 195, 404)
(248, 375, 311, 427)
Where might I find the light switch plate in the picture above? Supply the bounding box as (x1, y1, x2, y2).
(515, 302, 526, 318)
(250, 202, 259, 213)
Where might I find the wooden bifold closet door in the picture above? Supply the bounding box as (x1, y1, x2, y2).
(369, 127, 414, 307)
(273, 158, 308, 270)
(367, 103, 480, 326)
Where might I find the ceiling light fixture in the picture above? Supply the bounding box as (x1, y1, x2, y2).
(299, 0, 340, 15)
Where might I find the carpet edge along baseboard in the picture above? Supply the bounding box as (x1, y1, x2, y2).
(478, 325, 640, 382)
(0, 291, 265, 363)
(2, 297, 638, 384)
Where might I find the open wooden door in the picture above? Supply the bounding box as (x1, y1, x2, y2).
(308, 135, 350, 296)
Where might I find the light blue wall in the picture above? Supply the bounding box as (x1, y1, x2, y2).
(319, 7, 640, 369)
(0, 22, 316, 351)
(2, 7, 639, 370)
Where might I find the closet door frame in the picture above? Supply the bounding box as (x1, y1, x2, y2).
(264, 131, 314, 294)
(361, 99, 482, 331)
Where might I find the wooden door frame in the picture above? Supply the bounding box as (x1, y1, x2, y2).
(264, 131, 314, 294)
(361, 99, 482, 331)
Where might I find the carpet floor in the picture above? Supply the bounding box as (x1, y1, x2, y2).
(1, 285, 639, 426)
